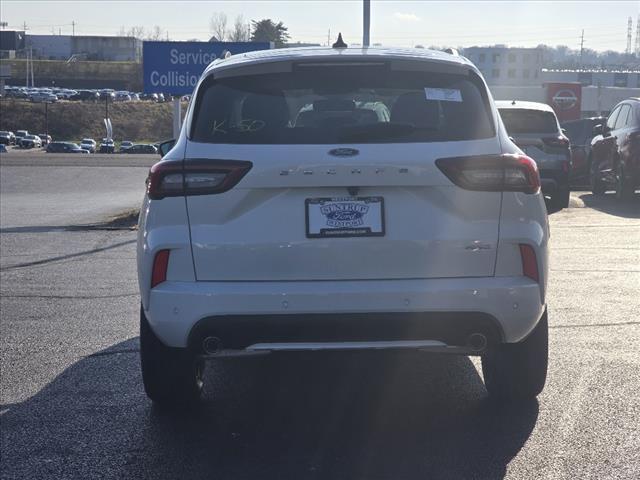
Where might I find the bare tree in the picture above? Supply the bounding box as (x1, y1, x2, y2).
(119, 25, 145, 39)
(209, 12, 228, 41)
(229, 15, 249, 42)
(147, 25, 165, 41)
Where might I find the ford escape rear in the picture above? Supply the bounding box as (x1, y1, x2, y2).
(137, 47, 549, 407)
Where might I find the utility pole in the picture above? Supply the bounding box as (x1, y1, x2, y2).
(363, 0, 370, 47)
(328, 28, 330, 46)
(30, 47, 34, 86)
(626, 16, 632, 55)
(72, 20, 75, 36)
(579, 29, 584, 68)
(44, 101, 49, 140)
(635, 14, 640, 57)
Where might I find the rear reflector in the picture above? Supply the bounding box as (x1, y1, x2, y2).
(436, 154, 541, 194)
(519, 244, 539, 282)
(147, 159, 253, 200)
(151, 250, 170, 288)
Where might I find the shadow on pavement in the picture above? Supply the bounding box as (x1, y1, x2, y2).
(579, 192, 640, 219)
(1, 339, 539, 480)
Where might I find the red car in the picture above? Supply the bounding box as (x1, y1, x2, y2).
(590, 98, 640, 199)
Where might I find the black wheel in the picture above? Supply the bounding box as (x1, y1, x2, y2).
(615, 163, 635, 201)
(548, 186, 570, 213)
(482, 310, 548, 400)
(140, 306, 204, 407)
(590, 156, 606, 195)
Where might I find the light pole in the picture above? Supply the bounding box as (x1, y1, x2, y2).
(44, 101, 48, 140)
(363, 0, 370, 47)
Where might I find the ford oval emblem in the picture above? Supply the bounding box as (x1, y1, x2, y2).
(329, 148, 359, 157)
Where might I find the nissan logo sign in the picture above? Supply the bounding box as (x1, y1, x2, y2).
(552, 89, 578, 111)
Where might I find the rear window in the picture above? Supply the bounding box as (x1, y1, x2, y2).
(499, 108, 559, 135)
(191, 64, 495, 144)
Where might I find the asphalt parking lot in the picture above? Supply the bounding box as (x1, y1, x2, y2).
(1, 152, 639, 479)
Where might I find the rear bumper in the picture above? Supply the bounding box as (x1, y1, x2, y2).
(146, 277, 545, 349)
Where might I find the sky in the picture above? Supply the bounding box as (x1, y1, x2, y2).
(1, 0, 639, 52)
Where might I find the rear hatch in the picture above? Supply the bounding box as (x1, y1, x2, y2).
(184, 58, 503, 281)
(499, 108, 569, 166)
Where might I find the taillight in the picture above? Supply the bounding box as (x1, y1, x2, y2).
(151, 249, 170, 288)
(519, 244, 539, 282)
(435, 154, 541, 194)
(542, 136, 570, 148)
(147, 159, 253, 200)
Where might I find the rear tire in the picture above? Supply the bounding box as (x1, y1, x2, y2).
(140, 306, 204, 407)
(590, 156, 606, 196)
(548, 186, 570, 212)
(615, 163, 635, 201)
(482, 310, 548, 400)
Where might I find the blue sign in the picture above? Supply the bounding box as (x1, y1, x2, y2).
(143, 41, 271, 95)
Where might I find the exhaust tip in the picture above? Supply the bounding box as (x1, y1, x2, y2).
(202, 336, 223, 355)
(467, 333, 488, 352)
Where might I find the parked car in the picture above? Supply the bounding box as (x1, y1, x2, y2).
(29, 91, 58, 103)
(141, 93, 159, 102)
(137, 46, 549, 407)
(18, 134, 42, 149)
(114, 91, 131, 102)
(561, 117, 606, 185)
(79, 138, 97, 153)
(0, 131, 16, 145)
(119, 141, 134, 152)
(15, 130, 29, 142)
(497, 100, 571, 213)
(0, 144, 7, 154)
(99, 138, 115, 153)
(56, 89, 77, 99)
(99, 90, 116, 101)
(46, 141, 90, 154)
(123, 143, 157, 154)
(590, 98, 640, 199)
(70, 90, 100, 102)
(37, 133, 52, 145)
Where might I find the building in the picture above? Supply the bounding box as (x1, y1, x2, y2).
(26, 34, 142, 62)
(463, 46, 545, 86)
(541, 69, 640, 88)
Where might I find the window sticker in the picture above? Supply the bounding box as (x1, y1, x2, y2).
(424, 88, 463, 102)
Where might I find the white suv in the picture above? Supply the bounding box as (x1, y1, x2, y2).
(137, 46, 549, 407)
